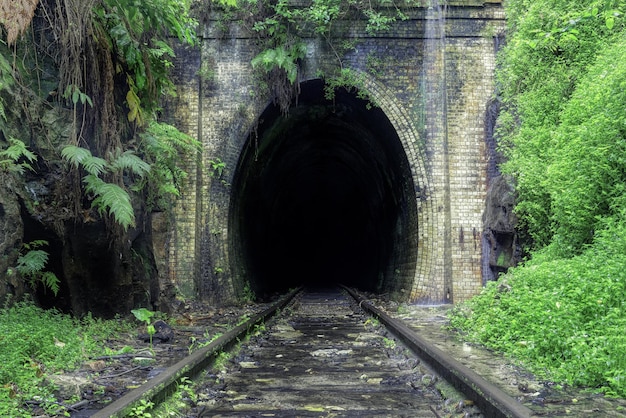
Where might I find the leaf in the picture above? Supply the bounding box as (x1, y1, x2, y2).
(62, 145, 109, 176)
(83, 175, 135, 229)
(110, 150, 151, 177)
(17, 250, 48, 276)
(1, 137, 36, 163)
(131, 307, 155, 323)
(126, 87, 143, 124)
(42, 272, 60, 296)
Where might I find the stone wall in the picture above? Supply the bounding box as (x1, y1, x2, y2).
(164, 1, 505, 304)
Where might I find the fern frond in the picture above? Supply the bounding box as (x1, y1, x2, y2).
(61, 145, 91, 166)
(17, 250, 49, 276)
(41, 271, 60, 296)
(23, 240, 48, 250)
(84, 174, 135, 229)
(110, 150, 151, 177)
(0, 137, 36, 165)
(62, 145, 108, 176)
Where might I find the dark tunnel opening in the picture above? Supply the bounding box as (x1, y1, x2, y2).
(230, 79, 418, 299)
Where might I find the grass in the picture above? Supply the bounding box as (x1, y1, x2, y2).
(448, 244, 626, 397)
(0, 299, 133, 416)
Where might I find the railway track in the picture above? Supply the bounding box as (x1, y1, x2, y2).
(92, 287, 533, 417)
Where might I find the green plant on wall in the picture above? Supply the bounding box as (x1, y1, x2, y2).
(0, 0, 198, 243)
(212, 0, 410, 113)
(137, 121, 201, 211)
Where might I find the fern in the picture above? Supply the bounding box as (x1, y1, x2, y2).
(251, 43, 306, 84)
(0, 137, 36, 174)
(16, 241, 60, 296)
(61, 145, 108, 176)
(110, 149, 151, 177)
(62, 145, 142, 230)
(41, 272, 60, 296)
(84, 175, 135, 229)
(17, 249, 48, 275)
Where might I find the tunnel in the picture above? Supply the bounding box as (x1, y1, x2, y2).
(229, 79, 419, 299)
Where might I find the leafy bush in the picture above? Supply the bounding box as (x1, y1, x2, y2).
(452, 0, 626, 398)
(498, 0, 625, 254)
(450, 222, 626, 396)
(0, 300, 132, 416)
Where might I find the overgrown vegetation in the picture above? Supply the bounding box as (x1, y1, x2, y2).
(450, 0, 626, 398)
(0, 300, 132, 416)
(206, 0, 411, 112)
(0, 0, 199, 301)
(0, 0, 198, 231)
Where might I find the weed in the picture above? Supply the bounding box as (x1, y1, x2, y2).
(212, 351, 231, 372)
(0, 300, 132, 416)
(128, 399, 155, 418)
(150, 376, 196, 416)
(383, 337, 396, 349)
(131, 308, 156, 351)
(396, 304, 409, 315)
(242, 281, 256, 303)
(364, 317, 380, 328)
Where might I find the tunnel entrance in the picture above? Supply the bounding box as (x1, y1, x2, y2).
(230, 79, 418, 299)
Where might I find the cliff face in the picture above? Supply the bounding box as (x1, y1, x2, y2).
(0, 59, 163, 319)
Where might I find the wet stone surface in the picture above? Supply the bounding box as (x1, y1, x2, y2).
(62, 301, 273, 417)
(187, 290, 481, 417)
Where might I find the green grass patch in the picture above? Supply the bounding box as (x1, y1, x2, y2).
(0, 299, 133, 416)
(449, 236, 626, 397)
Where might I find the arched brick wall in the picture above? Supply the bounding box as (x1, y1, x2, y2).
(164, 2, 505, 305)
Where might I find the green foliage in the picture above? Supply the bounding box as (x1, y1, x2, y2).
(0, 138, 36, 174)
(94, 0, 197, 122)
(150, 376, 196, 416)
(0, 301, 132, 416)
(137, 121, 201, 210)
(233, 0, 410, 111)
(16, 241, 60, 296)
(449, 226, 626, 396)
(323, 67, 376, 106)
(84, 174, 136, 229)
(62, 145, 108, 177)
(131, 307, 157, 349)
(251, 43, 307, 84)
(498, 0, 626, 254)
(62, 84, 93, 107)
(62, 144, 157, 229)
(241, 281, 256, 303)
(129, 399, 155, 418)
(454, 0, 626, 399)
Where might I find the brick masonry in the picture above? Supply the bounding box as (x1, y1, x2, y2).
(164, 1, 506, 304)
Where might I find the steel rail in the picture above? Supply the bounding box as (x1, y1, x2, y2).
(342, 286, 534, 418)
(91, 287, 301, 418)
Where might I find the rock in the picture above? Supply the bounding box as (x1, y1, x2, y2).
(139, 320, 174, 343)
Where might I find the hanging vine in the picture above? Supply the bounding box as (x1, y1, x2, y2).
(0, 0, 198, 235)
